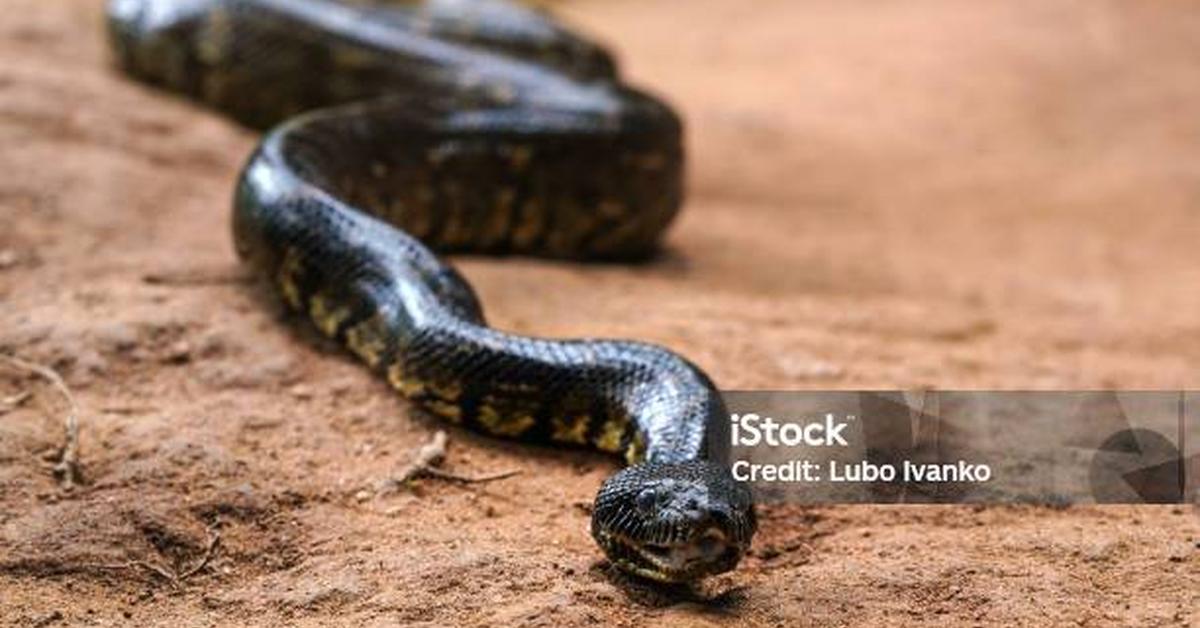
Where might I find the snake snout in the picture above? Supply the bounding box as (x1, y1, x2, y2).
(592, 460, 757, 582)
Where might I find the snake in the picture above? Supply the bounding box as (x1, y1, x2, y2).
(106, 0, 756, 582)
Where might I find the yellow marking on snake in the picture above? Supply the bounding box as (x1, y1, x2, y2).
(426, 380, 462, 402)
(309, 294, 351, 338)
(332, 45, 375, 69)
(276, 248, 305, 309)
(424, 400, 463, 423)
(492, 381, 540, 394)
(386, 362, 426, 398)
(624, 431, 646, 465)
(197, 8, 231, 64)
(478, 405, 536, 437)
(593, 418, 628, 453)
(345, 314, 389, 368)
(508, 146, 533, 172)
(476, 187, 516, 246)
(551, 414, 590, 445)
(512, 198, 543, 248)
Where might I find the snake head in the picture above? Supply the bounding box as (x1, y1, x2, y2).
(591, 460, 756, 583)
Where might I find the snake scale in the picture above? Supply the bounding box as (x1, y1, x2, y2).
(107, 0, 756, 582)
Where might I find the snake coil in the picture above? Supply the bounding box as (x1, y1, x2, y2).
(108, 0, 756, 582)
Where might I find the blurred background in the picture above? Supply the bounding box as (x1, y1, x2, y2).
(0, 1, 1196, 625)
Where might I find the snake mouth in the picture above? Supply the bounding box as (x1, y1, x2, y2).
(591, 460, 758, 583)
(603, 527, 745, 583)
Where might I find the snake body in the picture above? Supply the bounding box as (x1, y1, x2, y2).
(107, 0, 755, 582)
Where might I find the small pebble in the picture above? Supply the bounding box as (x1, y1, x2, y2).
(73, 349, 109, 376)
(195, 329, 232, 357)
(329, 378, 356, 395)
(164, 340, 191, 364)
(259, 354, 297, 382)
(93, 322, 139, 352)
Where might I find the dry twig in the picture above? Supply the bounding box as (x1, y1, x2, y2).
(420, 466, 523, 484)
(142, 268, 251, 286)
(374, 430, 521, 494)
(88, 527, 220, 588)
(393, 430, 448, 483)
(0, 353, 82, 489)
(93, 559, 177, 584)
(177, 527, 222, 581)
(0, 390, 32, 414)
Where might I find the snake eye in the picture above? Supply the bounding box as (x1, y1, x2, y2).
(635, 488, 660, 513)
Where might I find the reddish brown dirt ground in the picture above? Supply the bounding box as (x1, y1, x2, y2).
(1, 0, 1198, 625)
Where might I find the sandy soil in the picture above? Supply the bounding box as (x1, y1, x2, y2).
(1, 0, 1198, 625)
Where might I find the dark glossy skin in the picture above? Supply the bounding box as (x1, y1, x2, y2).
(107, 0, 755, 582)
